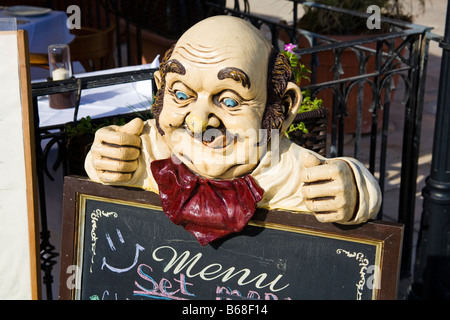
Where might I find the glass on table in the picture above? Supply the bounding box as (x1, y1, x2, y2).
(48, 44, 76, 109)
(48, 44, 72, 81)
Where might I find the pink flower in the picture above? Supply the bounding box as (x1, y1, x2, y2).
(284, 43, 297, 52)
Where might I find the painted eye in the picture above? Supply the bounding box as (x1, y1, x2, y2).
(223, 98, 238, 108)
(175, 91, 189, 100)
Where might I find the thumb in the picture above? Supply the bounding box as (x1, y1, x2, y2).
(302, 151, 324, 169)
(118, 118, 144, 136)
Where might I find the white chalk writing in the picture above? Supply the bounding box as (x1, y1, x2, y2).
(152, 245, 290, 293)
(90, 209, 118, 272)
(336, 249, 370, 300)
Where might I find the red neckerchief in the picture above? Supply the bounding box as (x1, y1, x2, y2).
(150, 157, 264, 246)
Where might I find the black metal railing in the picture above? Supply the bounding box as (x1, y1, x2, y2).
(210, 0, 431, 281)
(290, 1, 431, 281)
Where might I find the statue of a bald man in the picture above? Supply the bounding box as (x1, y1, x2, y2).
(85, 16, 381, 245)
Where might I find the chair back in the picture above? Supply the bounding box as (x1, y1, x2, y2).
(29, 53, 50, 70)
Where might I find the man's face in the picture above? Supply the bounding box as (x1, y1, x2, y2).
(157, 25, 272, 179)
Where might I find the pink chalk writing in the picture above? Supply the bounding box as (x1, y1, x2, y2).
(133, 263, 195, 300)
(216, 286, 292, 300)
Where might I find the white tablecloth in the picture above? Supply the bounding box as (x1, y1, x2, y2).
(37, 59, 160, 128)
(0, 9, 75, 80)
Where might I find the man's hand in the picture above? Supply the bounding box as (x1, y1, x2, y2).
(90, 118, 144, 183)
(301, 152, 358, 223)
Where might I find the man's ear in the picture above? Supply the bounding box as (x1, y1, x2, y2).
(154, 70, 162, 90)
(280, 82, 302, 134)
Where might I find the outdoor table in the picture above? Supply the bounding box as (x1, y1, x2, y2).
(0, 7, 74, 79)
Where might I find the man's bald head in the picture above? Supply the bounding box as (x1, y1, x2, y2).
(172, 15, 272, 70)
(152, 16, 296, 139)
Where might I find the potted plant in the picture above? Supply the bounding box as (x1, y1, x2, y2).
(295, 0, 425, 134)
(282, 44, 329, 156)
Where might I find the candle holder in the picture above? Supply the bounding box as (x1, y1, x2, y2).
(47, 44, 77, 109)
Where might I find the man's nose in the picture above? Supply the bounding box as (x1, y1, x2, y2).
(185, 97, 220, 134)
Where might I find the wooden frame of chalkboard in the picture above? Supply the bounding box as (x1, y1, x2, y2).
(60, 176, 403, 300)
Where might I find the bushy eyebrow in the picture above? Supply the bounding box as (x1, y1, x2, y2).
(217, 67, 251, 90)
(165, 59, 186, 76)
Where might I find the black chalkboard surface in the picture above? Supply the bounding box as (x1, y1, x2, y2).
(60, 176, 403, 300)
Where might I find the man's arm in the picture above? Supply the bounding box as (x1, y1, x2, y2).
(335, 157, 382, 224)
(84, 118, 171, 192)
(300, 151, 382, 224)
(252, 138, 381, 225)
(86, 118, 144, 183)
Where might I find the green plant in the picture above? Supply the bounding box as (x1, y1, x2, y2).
(284, 90, 323, 138)
(65, 116, 127, 144)
(66, 94, 155, 146)
(299, 89, 323, 113)
(283, 43, 311, 86)
(282, 44, 323, 138)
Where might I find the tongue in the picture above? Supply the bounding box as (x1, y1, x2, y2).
(203, 135, 227, 148)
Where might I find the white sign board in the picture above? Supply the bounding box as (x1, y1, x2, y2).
(0, 30, 40, 299)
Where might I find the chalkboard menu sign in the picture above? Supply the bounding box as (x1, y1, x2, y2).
(60, 176, 403, 300)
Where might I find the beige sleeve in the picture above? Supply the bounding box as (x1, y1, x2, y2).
(337, 157, 382, 224)
(252, 137, 382, 225)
